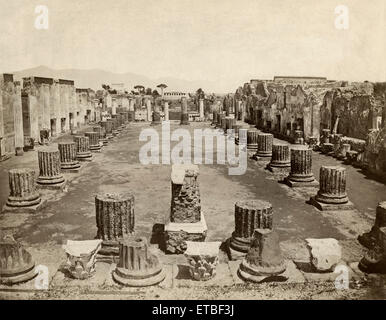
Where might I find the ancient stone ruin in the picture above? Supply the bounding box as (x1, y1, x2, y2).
(36, 147, 66, 190)
(0, 235, 37, 285)
(58, 141, 81, 172)
(164, 164, 207, 254)
(229, 200, 273, 260)
(309, 166, 354, 211)
(95, 192, 135, 257)
(3, 168, 45, 213)
(112, 236, 165, 286)
(238, 228, 286, 282)
(284, 145, 318, 187)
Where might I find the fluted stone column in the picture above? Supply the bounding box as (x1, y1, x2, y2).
(36, 147, 66, 189)
(102, 120, 114, 139)
(58, 142, 81, 171)
(216, 113, 225, 128)
(93, 125, 107, 146)
(165, 164, 207, 254)
(109, 117, 119, 136)
(95, 192, 135, 256)
(199, 99, 204, 119)
(2, 168, 45, 213)
(268, 144, 291, 173)
(164, 101, 169, 121)
(112, 236, 165, 287)
(229, 200, 273, 260)
(238, 229, 286, 282)
(146, 100, 152, 122)
(180, 97, 189, 125)
(255, 133, 273, 159)
(247, 129, 259, 150)
(0, 235, 37, 285)
(285, 145, 318, 187)
(74, 136, 92, 161)
(85, 132, 102, 152)
(359, 202, 386, 249)
(310, 166, 354, 210)
(225, 117, 236, 134)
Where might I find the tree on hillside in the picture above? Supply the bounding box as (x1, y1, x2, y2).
(134, 85, 145, 94)
(156, 83, 167, 96)
(196, 88, 205, 99)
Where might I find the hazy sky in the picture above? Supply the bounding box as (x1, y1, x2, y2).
(0, 0, 385, 91)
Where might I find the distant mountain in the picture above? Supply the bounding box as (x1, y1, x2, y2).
(12, 65, 220, 93)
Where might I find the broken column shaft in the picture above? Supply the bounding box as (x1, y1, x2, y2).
(268, 144, 291, 172)
(310, 166, 354, 210)
(180, 97, 189, 125)
(112, 236, 165, 287)
(95, 192, 135, 256)
(255, 133, 273, 158)
(229, 200, 273, 259)
(58, 141, 80, 170)
(74, 136, 92, 161)
(285, 145, 318, 187)
(85, 132, 101, 152)
(238, 228, 286, 282)
(247, 129, 259, 150)
(36, 147, 66, 188)
(0, 236, 37, 285)
(165, 165, 207, 254)
(359, 202, 386, 249)
(3, 168, 44, 212)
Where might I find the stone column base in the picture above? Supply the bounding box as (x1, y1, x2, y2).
(0, 263, 37, 285)
(227, 237, 250, 260)
(89, 145, 102, 153)
(309, 196, 355, 211)
(238, 261, 288, 283)
(77, 153, 93, 162)
(61, 162, 84, 173)
(252, 154, 271, 161)
(266, 164, 291, 174)
(284, 177, 319, 188)
(37, 179, 67, 190)
(164, 212, 207, 254)
(112, 266, 166, 287)
(2, 198, 47, 214)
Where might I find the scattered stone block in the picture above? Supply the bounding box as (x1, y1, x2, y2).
(306, 238, 342, 272)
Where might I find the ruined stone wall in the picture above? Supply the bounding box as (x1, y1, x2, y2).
(0, 75, 22, 156)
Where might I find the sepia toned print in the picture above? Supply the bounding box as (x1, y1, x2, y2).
(0, 0, 385, 301)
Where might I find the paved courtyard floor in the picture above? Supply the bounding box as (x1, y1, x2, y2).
(1, 121, 386, 299)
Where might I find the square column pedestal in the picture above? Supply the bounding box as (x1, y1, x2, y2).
(164, 164, 207, 254)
